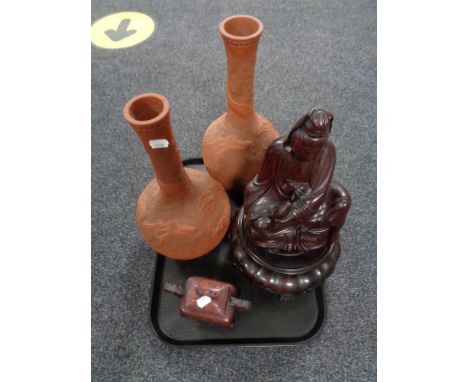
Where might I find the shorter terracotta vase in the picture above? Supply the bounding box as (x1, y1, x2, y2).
(123, 93, 231, 260)
(202, 15, 279, 192)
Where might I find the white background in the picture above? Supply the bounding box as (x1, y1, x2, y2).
(378, 1, 468, 380)
(0, 0, 467, 380)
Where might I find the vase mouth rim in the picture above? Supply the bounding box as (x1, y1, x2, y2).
(123, 93, 170, 127)
(219, 15, 263, 42)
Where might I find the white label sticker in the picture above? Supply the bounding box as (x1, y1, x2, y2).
(149, 139, 169, 149)
(196, 295, 212, 308)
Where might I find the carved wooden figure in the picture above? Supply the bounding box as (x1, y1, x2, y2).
(230, 108, 351, 296)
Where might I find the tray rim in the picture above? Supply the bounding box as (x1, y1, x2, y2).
(148, 157, 327, 347)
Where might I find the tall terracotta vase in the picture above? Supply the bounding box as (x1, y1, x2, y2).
(123, 93, 231, 260)
(202, 15, 279, 191)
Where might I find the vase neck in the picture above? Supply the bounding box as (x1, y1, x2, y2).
(145, 129, 190, 194)
(124, 94, 191, 194)
(223, 36, 260, 120)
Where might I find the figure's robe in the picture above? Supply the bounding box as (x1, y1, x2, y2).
(242, 137, 346, 253)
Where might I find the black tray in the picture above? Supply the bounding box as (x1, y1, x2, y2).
(150, 158, 325, 346)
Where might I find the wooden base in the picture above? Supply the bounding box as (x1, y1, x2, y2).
(230, 207, 341, 296)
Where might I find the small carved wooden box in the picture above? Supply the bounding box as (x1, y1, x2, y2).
(163, 276, 252, 327)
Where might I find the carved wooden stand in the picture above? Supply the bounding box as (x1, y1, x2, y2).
(230, 208, 342, 296)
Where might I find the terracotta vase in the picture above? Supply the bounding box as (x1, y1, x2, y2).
(123, 93, 231, 260)
(202, 15, 279, 192)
